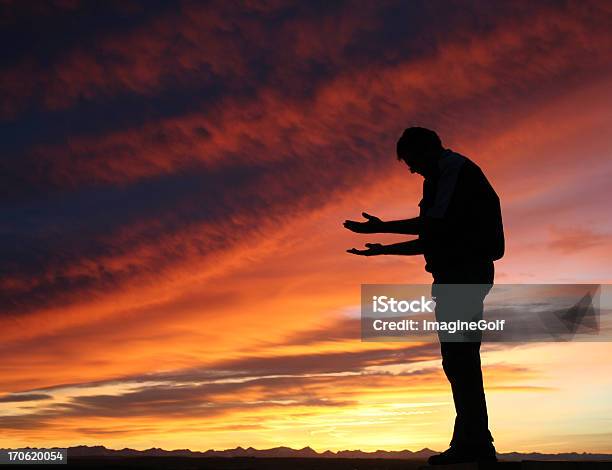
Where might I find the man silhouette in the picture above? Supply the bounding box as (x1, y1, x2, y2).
(343, 127, 504, 465)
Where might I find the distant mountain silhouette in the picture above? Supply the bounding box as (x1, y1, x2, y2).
(59, 445, 436, 460)
(15, 445, 610, 461)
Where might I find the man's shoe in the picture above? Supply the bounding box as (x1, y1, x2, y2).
(427, 444, 497, 465)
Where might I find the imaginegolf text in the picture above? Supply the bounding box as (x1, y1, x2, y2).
(372, 318, 506, 334)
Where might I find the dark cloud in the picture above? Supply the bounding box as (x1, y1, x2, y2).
(0, 393, 51, 403)
(1, 144, 368, 314)
(30, 340, 441, 393)
(2, 0, 610, 318)
(0, 343, 442, 428)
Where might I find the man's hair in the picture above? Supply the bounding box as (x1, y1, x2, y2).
(396, 127, 443, 160)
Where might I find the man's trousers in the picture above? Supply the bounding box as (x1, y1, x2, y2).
(431, 261, 495, 447)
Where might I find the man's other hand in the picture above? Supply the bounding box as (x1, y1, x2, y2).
(343, 212, 383, 233)
(347, 243, 385, 256)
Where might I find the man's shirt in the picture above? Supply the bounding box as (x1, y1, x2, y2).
(418, 148, 505, 275)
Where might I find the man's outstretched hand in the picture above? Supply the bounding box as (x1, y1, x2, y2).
(347, 243, 385, 256)
(343, 212, 384, 233)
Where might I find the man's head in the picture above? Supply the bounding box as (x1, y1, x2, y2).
(396, 127, 443, 177)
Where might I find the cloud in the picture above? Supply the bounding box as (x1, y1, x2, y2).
(0, 393, 51, 403)
(0, 342, 534, 431)
(548, 227, 609, 253)
(3, 0, 611, 317)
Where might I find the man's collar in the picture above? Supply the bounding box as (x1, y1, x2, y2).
(438, 148, 454, 171)
(425, 148, 462, 181)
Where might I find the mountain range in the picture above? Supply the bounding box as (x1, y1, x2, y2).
(10, 445, 610, 461)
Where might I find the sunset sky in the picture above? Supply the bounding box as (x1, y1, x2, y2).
(1, 0, 612, 454)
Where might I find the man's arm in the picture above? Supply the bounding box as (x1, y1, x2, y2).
(347, 239, 424, 256)
(343, 212, 422, 235)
